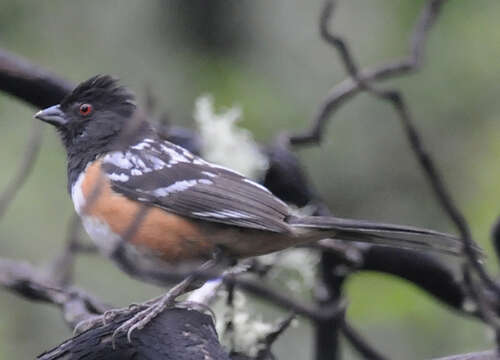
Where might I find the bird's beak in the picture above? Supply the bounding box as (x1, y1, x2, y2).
(34, 105, 67, 126)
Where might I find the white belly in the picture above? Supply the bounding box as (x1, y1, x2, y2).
(81, 215, 122, 257)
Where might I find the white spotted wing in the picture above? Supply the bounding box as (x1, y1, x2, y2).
(101, 138, 291, 233)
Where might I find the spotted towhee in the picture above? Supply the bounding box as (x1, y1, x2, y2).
(35, 75, 465, 341)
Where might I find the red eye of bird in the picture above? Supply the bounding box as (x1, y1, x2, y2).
(79, 103, 93, 116)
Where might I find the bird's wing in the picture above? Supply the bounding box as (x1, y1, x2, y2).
(101, 138, 291, 233)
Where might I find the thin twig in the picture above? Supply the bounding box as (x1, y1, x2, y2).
(341, 320, 389, 360)
(312, 0, 500, 353)
(0, 259, 109, 328)
(298, 0, 500, 357)
(0, 120, 43, 218)
(462, 265, 500, 356)
(313, 0, 500, 300)
(256, 313, 296, 360)
(289, 0, 446, 146)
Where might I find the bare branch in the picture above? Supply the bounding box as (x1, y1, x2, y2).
(0, 259, 108, 328)
(256, 314, 296, 360)
(289, 0, 446, 146)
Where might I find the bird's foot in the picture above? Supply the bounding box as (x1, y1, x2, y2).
(111, 293, 177, 347)
(73, 302, 150, 335)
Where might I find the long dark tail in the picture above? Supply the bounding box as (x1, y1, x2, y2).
(288, 215, 480, 256)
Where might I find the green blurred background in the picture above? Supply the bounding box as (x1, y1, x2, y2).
(1, 0, 499, 358)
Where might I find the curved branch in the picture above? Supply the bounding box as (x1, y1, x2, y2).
(0, 49, 73, 109)
(289, 0, 446, 146)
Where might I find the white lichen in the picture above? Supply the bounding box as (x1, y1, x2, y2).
(215, 290, 274, 357)
(194, 95, 268, 180)
(258, 247, 319, 295)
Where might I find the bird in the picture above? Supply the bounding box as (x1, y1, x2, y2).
(34, 74, 467, 342)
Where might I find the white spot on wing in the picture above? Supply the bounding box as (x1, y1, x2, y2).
(201, 171, 217, 178)
(131, 169, 143, 176)
(131, 141, 151, 150)
(160, 143, 190, 165)
(151, 180, 199, 197)
(103, 152, 133, 169)
(192, 209, 254, 219)
(208, 163, 245, 176)
(182, 148, 195, 159)
(108, 172, 130, 182)
(242, 178, 271, 194)
(146, 155, 167, 170)
(131, 156, 147, 170)
(193, 158, 208, 166)
(149, 178, 214, 197)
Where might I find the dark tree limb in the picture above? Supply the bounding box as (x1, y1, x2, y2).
(361, 247, 471, 313)
(0, 258, 235, 359)
(38, 308, 231, 360)
(0, 49, 73, 109)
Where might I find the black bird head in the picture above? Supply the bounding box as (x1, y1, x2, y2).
(35, 75, 138, 157)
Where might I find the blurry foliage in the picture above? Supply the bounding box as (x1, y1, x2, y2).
(0, 0, 499, 359)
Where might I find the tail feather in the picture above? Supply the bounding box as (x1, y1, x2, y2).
(288, 215, 481, 257)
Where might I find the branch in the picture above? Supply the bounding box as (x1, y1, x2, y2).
(301, 0, 500, 355)
(289, 0, 447, 146)
(0, 257, 234, 359)
(362, 247, 471, 313)
(38, 308, 231, 360)
(0, 259, 107, 328)
(0, 49, 73, 109)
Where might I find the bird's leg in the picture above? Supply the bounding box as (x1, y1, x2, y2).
(72, 294, 164, 335)
(110, 252, 225, 347)
(73, 249, 227, 341)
